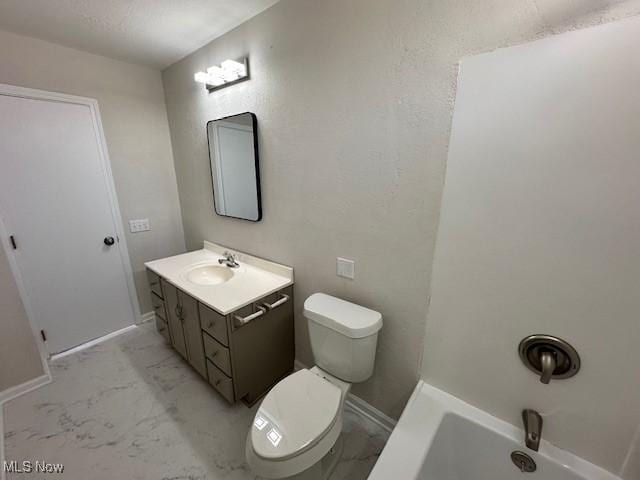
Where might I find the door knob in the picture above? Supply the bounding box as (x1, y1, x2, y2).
(104, 236, 115, 246)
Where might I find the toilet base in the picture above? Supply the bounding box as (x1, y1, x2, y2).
(283, 435, 344, 480)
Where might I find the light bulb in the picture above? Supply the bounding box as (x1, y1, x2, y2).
(194, 71, 208, 83)
(221, 59, 247, 78)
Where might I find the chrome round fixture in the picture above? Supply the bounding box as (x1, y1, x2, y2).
(511, 451, 537, 473)
(518, 334, 580, 384)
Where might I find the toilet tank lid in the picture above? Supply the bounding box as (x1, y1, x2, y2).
(304, 293, 382, 339)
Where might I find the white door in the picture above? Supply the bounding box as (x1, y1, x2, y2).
(0, 92, 136, 354)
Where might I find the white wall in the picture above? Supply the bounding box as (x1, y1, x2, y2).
(0, 29, 185, 392)
(163, 0, 640, 419)
(423, 16, 640, 477)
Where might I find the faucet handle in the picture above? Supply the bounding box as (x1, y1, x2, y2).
(539, 351, 557, 384)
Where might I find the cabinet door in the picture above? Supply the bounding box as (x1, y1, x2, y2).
(179, 290, 207, 379)
(162, 280, 188, 360)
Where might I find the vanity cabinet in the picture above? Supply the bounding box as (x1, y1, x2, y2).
(163, 281, 189, 361)
(180, 291, 207, 379)
(162, 280, 207, 379)
(147, 270, 171, 344)
(147, 269, 294, 405)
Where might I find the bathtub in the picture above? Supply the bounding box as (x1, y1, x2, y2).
(368, 381, 620, 480)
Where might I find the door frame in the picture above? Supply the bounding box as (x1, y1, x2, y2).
(0, 82, 141, 357)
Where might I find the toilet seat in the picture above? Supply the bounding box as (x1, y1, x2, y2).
(251, 369, 342, 461)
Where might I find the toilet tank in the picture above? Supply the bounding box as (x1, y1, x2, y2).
(304, 293, 383, 383)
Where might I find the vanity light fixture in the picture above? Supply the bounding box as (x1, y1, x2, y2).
(194, 58, 249, 91)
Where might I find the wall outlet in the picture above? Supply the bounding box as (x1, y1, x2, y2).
(337, 257, 355, 279)
(129, 218, 150, 233)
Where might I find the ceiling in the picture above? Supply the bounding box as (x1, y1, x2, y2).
(0, 0, 280, 69)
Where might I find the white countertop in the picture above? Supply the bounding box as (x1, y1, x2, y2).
(144, 241, 294, 315)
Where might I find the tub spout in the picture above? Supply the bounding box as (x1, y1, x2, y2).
(522, 409, 543, 452)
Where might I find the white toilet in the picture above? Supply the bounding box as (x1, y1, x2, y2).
(246, 293, 383, 479)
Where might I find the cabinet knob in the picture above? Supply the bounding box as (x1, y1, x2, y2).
(215, 380, 221, 386)
(211, 351, 218, 357)
(208, 321, 215, 329)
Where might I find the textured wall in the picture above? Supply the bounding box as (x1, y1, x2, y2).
(0, 248, 43, 392)
(162, 0, 640, 419)
(0, 29, 185, 317)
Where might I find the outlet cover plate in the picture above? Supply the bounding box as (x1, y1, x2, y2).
(129, 218, 150, 233)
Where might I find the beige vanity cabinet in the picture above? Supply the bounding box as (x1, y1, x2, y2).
(147, 268, 294, 406)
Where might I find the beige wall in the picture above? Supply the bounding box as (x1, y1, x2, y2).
(0, 248, 44, 392)
(163, 0, 640, 419)
(0, 29, 185, 392)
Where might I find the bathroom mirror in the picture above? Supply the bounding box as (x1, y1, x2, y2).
(207, 112, 262, 221)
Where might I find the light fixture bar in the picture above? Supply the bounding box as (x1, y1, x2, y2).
(194, 57, 250, 91)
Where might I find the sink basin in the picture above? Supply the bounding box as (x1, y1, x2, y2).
(185, 264, 234, 285)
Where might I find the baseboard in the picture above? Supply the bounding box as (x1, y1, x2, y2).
(345, 393, 396, 433)
(50, 324, 138, 361)
(139, 311, 155, 324)
(0, 374, 51, 406)
(293, 360, 397, 434)
(0, 373, 52, 480)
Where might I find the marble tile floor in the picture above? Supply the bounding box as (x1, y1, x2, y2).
(3, 322, 389, 480)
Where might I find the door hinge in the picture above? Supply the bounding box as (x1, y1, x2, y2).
(40, 330, 47, 342)
(9, 235, 17, 250)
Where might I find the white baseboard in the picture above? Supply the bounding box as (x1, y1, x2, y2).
(0, 374, 51, 406)
(345, 393, 396, 433)
(293, 360, 397, 434)
(50, 324, 138, 361)
(139, 311, 155, 324)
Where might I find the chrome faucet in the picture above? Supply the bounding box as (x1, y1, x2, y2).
(522, 409, 543, 452)
(218, 251, 239, 268)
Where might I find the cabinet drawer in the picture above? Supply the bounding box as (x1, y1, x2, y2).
(203, 332, 232, 376)
(151, 292, 167, 321)
(146, 269, 163, 298)
(156, 317, 171, 343)
(199, 304, 228, 346)
(206, 360, 234, 403)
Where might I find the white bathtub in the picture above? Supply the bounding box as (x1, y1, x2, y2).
(368, 381, 620, 480)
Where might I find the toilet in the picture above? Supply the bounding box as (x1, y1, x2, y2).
(246, 293, 383, 479)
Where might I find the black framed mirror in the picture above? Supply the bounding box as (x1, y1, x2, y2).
(207, 112, 262, 221)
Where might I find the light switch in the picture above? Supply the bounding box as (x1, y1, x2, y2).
(337, 257, 355, 279)
(129, 218, 150, 233)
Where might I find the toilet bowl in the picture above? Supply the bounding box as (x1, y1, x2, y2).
(246, 367, 350, 479)
(246, 293, 383, 479)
